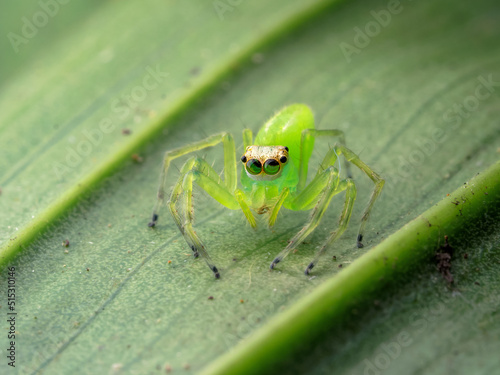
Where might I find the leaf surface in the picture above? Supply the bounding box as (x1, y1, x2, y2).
(0, 0, 499, 374)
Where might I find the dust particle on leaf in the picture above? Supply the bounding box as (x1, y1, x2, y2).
(62, 239, 70, 247)
(435, 235, 454, 284)
(251, 52, 264, 64)
(131, 153, 143, 163)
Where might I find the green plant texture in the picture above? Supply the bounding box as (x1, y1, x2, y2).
(0, 0, 499, 374)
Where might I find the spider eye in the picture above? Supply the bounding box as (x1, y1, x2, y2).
(241, 155, 247, 163)
(284, 146, 289, 152)
(246, 159, 262, 175)
(280, 156, 287, 163)
(263, 159, 280, 175)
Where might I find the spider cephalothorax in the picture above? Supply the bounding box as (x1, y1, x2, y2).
(240, 145, 289, 181)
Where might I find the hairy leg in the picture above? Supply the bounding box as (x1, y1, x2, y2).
(149, 132, 236, 227)
(270, 166, 345, 270)
(298, 129, 352, 192)
(305, 179, 356, 274)
(169, 157, 239, 278)
(234, 189, 257, 228)
(268, 187, 290, 228)
(242, 128, 253, 149)
(334, 144, 384, 248)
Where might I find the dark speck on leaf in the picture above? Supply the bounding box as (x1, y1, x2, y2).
(435, 235, 454, 284)
(131, 154, 143, 163)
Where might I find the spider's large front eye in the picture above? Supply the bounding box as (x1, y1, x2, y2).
(263, 159, 280, 175)
(246, 159, 262, 175)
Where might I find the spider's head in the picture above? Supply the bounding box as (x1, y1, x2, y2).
(240, 145, 289, 181)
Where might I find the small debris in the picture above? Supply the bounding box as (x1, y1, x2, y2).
(208, 296, 214, 300)
(62, 239, 70, 247)
(111, 363, 123, 372)
(108, 223, 112, 228)
(131, 153, 143, 163)
(86, 268, 90, 272)
(190, 66, 200, 76)
(64, 249, 69, 254)
(332, 255, 337, 261)
(165, 364, 172, 373)
(183, 363, 190, 370)
(240, 299, 244, 303)
(168, 260, 172, 264)
(338, 264, 343, 268)
(122, 128, 131, 135)
(435, 235, 454, 284)
(251, 52, 264, 64)
(463, 253, 468, 259)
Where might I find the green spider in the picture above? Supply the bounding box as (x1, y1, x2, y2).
(148, 104, 384, 278)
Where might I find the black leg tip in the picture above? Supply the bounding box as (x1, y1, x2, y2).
(357, 234, 364, 248)
(193, 251, 199, 258)
(148, 214, 158, 227)
(270, 257, 281, 270)
(212, 266, 220, 279)
(305, 262, 314, 275)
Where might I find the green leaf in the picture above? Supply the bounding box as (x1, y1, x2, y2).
(1, 0, 499, 374)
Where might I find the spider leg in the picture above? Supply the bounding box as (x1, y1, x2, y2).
(270, 166, 344, 270)
(333, 144, 384, 248)
(304, 179, 356, 275)
(234, 189, 257, 228)
(298, 129, 352, 191)
(169, 157, 240, 278)
(242, 128, 253, 149)
(149, 132, 236, 227)
(268, 187, 290, 228)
